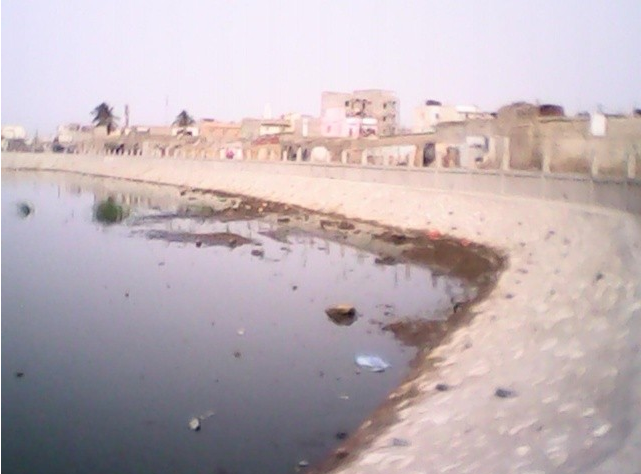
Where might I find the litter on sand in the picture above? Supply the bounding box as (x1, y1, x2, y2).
(355, 354, 391, 373)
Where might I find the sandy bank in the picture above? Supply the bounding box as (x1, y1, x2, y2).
(3, 153, 641, 473)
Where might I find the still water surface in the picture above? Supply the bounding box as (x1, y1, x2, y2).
(2, 173, 467, 474)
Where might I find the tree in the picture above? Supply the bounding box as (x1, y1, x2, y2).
(173, 110, 195, 135)
(91, 102, 118, 134)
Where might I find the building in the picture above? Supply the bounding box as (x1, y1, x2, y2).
(320, 89, 399, 137)
(197, 119, 241, 142)
(1, 125, 27, 140)
(413, 101, 493, 134)
(240, 118, 292, 141)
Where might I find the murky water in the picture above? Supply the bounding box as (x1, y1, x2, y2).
(2, 172, 471, 474)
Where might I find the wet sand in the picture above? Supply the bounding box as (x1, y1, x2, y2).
(3, 153, 641, 474)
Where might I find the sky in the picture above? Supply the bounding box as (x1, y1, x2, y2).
(2, 0, 640, 136)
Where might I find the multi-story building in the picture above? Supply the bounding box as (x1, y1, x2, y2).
(320, 89, 399, 137)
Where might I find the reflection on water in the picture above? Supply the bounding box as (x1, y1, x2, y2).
(2, 172, 470, 474)
(94, 197, 129, 224)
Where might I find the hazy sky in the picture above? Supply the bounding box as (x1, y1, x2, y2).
(2, 0, 640, 136)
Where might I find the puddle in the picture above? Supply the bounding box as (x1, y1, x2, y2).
(1, 171, 503, 474)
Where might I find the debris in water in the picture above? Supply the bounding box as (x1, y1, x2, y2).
(297, 460, 309, 468)
(233, 350, 242, 359)
(355, 355, 390, 373)
(188, 417, 201, 431)
(199, 410, 216, 421)
(374, 255, 396, 265)
(237, 328, 245, 336)
(17, 202, 34, 218)
(338, 394, 350, 400)
(325, 304, 357, 326)
(15, 371, 25, 378)
(335, 432, 348, 440)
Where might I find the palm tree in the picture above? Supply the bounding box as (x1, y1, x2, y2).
(173, 110, 195, 135)
(91, 102, 118, 134)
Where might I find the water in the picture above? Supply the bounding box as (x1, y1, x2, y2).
(2, 172, 470, 474)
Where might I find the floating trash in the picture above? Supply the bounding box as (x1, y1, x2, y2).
(354, 355, 390, 373)
(325, 304, 357, 326)
(17, 201, 34, 218)
(188, 417, 201, 431)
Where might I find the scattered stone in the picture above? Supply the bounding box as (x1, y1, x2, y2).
(325, 304, 357, 326)
(392, 437, 411, 447)
(516, 445, 531, 456)
(277, 217, 290, 223)
(125, 292, 129, 298)
(337, 221, 355, 230)
(335, 448, 349, 459)
(195, 241, 203, 248)
(495, 388, 518, 399)
(335, 432, 348, 440)
(233, 351, 241, 359)
(595, 272, 604, 281)
(292, 285, 298, 291)
(374, 255, 396, 265)
(188, 417, 201, 431)
(505, 293, 515, 299)
(251, 249, 264, 257)
(592, 423, 611, 437)
(582, 408, 596, 417)
(435, 383, 450, 392)
(427, 229, 441, 240)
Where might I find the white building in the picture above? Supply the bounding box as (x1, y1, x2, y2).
(1, 125, 27, 140)
(413, 102, 492, 133)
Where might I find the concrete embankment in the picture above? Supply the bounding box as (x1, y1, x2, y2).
(3, 152, 641, 473)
